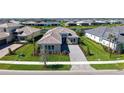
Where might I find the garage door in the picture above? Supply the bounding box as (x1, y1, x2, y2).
(0, 39, 6, 45)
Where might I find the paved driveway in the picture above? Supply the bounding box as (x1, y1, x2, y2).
(0, 44, 23, 58)
(68, 45, 94, 71)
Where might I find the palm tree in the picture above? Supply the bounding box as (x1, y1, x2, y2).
(32, 32, 35, 56)
(107, 33, 117, 58)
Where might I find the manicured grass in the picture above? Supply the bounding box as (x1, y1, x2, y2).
(80, 36, 124, 61)
(80, 36, 124, 70)
(47, 54, 70, 61)
(0, 64, 71, 70)
(0, 44, 70, 62)
(91, 63, 124, 70)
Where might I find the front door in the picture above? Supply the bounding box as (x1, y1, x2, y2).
(62, 37, 67, 44)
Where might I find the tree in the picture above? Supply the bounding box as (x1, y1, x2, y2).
(8, 48, 15, 55)
(107, 33, 117, 58)
(40, 49, 48, 67)
(32, 32, 36, 56)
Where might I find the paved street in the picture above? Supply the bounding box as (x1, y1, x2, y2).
(0, 44, 23, 58)
(68, 45, 94, 71)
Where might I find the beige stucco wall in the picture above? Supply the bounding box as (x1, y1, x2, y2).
(40, 44, 61, 53)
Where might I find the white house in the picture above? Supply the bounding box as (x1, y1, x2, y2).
(0, 22, 23, 43)
(65, 21, 77, 26)
(0, 29, 10, 45)
(76, 20, 92, 26)
(85, 26, 124, 51)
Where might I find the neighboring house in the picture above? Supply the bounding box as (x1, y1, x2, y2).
(91, 20, 109, 25)
(108, 20, 121, 24)
(22, 21, 60, 26)
(37, 27, 79, 53)
(0, 29, 10, 45)
(37, 22, 60, 26)
(15, 26, 42, 41)
(76, 20, 92, 26)
(9, 20, 21, 24)
(21, 21, 38, 26)
(85, 26, 124, 51)
(76, 20, 110, 26)
(65, 21, 77, 26)
(0, 22, 23, 43)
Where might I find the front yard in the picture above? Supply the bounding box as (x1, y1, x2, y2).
(0, 44, 70, 61)
(80, 36, 124, 70)
(0, 44, 71, 70)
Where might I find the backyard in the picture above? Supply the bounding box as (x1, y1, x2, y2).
(80, 36, 124, 70)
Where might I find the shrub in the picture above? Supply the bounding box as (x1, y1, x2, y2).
(62, 50, 69, 55)
(8, 48, 15, 55)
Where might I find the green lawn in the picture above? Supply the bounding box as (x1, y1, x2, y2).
(91, 63, 124, 70)
(0, 44, 70, 62)
(80, 36, 124, 61)
(0, 64, 71, 70)
(0, 44, 70, 70)
(80, 36, 124, 70)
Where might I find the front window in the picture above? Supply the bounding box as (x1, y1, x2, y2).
(48, 45, 51, 50)
(74, 39, 76, 42)
(52, 45, 54, 50)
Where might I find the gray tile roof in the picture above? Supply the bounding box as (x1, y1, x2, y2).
(37, 27, 79, 44)
(85, 26, 108, 37)
(85, 26, 124, 43)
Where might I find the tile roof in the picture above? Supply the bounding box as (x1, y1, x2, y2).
(37, 27, 79, 44)
(16, 26, 41, 37)
(85, 26, 124, 43)
(0, 23, 23, 28)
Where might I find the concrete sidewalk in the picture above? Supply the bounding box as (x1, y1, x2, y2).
(68, 45, 95, 71)
(0, 70, 123, 75)
(0, 44, 23, 58)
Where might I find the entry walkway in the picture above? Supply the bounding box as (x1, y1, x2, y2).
(0, 44, 23, 58)
(68, 45, 94, 71)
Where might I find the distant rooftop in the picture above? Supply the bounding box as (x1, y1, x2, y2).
(16, 26, 41, 37)
(0, 22, 23, 28)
